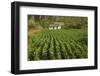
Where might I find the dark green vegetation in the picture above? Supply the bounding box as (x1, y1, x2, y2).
(28, 15, 88, 61)
(28, 29, 88, 61)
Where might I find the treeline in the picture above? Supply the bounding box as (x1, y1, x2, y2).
(28, 15, 88, 30)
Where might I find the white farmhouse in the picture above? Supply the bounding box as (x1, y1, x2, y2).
(49, 22, 64, 30)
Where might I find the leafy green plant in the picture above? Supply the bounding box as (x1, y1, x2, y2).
(28, 29, 88, 61)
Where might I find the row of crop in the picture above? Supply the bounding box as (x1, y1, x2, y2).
(28, 30, 87, 60)
(48, 30, 87, 59)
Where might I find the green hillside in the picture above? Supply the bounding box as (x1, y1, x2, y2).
(28, 15, 88, 61)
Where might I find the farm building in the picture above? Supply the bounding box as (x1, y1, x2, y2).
(49, 22, 64, 30)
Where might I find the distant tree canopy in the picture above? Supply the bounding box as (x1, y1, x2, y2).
(28, 15, 88, 30)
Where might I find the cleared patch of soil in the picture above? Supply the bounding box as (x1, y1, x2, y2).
(28, 29, 41, 36)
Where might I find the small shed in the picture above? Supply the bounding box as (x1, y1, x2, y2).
(49, 22, 64, 30)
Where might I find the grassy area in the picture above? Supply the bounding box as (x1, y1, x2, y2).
(28, 29, 88, 61)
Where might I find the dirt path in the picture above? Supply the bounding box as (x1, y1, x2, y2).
(28, 29, 41, 36)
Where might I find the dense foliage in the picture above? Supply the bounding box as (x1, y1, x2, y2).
(28, 15, 87, 30)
